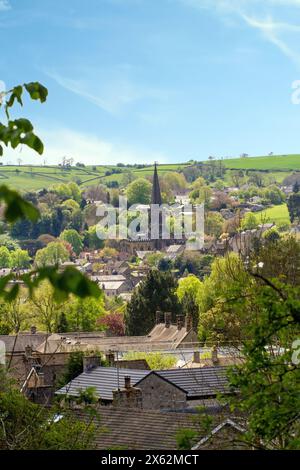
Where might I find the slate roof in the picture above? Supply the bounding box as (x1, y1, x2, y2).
(96, 275, 126, 282)
(183, 357, 244, 369)
(166, 244, 184, 253)
(192, 419, 246, 449)
(57, 365, 230, 400)
(76, 407, 200, 450)
(57, 367, 149, 400)
(157, 366, 230, 398)
(99, 281, 125, 290)
(38, 323, 195, 354)
(147, 323, 197, 347)
(0, 333, 48, 353)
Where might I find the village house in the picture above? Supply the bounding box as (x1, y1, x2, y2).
(91, 273, 140, 295)
(182, 349, 244, 369)
(56, 362, 231, 411)
(228, 223, 275, 255)
(74, 407, 245, 450)
(0, 328, 48, 385)
(19, 351, 151, 406)
(78, 407, 200, 450)
(191, 419, 248, 450)
(35, 314, 198, 355)
(165, 244, 185, 260)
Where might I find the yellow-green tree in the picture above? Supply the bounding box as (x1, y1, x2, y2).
(123, 351, 176, 370)
(176, 274, 203, 328)
(29, 281, 66, 332)
(198, 253, 252, 343)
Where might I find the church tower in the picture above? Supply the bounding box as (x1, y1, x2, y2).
(150, 162, 164, 250)
(151, 162, 162, 205)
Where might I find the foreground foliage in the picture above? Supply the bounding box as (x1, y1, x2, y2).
(0, 370, 96, 450)
(197, 238, 300, 449)
(0, 82, 101, 302)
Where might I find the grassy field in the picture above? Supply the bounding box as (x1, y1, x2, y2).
(0, 165, 108, 191)
(254, 204, 290, 226)
(221, 154, 300, 171)
(0, 154, 299, 191)
(0, 163, 188, 191)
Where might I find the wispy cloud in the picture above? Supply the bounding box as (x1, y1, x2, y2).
(240, 14, 300, 66)
(45, 68, 165, 116)
(0, 0, 10, 11)
(2, 128, 168, 165)
(179, 0, 300, 67)
(46, 71, 121, 115)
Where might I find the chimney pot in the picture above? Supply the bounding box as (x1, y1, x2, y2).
(185, 315, 193, 331)
(106, 351, 115, 366)
(124, 376, 131, 389)
(164, 312, 171, 328)
(176, 315, 184, 330)
(211, 346, 219, 365)
(193, 351, 200, 363)
(25, 345, 33, 358)
(30, 326, 37, 334)
(83, 355, 101, 372)
(156, 311, 162, 324)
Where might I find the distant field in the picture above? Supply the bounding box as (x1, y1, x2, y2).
(0, 155, 299, 191)
(0, 165, 108, 191)
(254, 204, 290, 226)
(0, 163, 189, 191)
(221, 154, 300, 171)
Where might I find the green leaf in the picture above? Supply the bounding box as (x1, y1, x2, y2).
(0, 144, 3, 156)
(21, 132, 44, 155)
(24, 82, 48, 103)
(55, 267, 102, 299)
(32, 266, 102, 302)
(0, 185, 40, 223)
(5, 86, 23, 118)
(0, 274, 13, 293)
(4, 283, 20, 302)
(0, 123, 10, 145)
(14, 85, 23, 105)
(14, 118, 33, 132)
(0, 119, 44, 155)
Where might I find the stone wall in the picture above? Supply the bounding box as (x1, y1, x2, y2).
(137, 373, 187, 410)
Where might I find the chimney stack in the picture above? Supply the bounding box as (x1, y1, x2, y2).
(30, 325, 37, 335)
(83, 355, 101, 372)
(176, 315, 184, 330)
(113, 378, 142, 409)
(124, 376, 131, 389)
(164, 312, 171, 328)
(211, 346, 219, 366)
(25, 345, 33, 358)
(106, 351, 115, 367)
(193, 351, 200, 363)
(185, 315, 192, 331)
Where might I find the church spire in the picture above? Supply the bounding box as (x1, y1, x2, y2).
(151, 162, 162, 205)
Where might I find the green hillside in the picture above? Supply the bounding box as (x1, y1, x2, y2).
(0, 165, 107, 191)
(0, 154, 299, 191)
(221, 154, 300, 171)
(0, 163, 187, 191)
(254, 204, 290, 226)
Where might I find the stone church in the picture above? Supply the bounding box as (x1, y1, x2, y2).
(119, 163, 185, 255)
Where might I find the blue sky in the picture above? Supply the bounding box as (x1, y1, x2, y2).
(1, 0, 300, 165)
